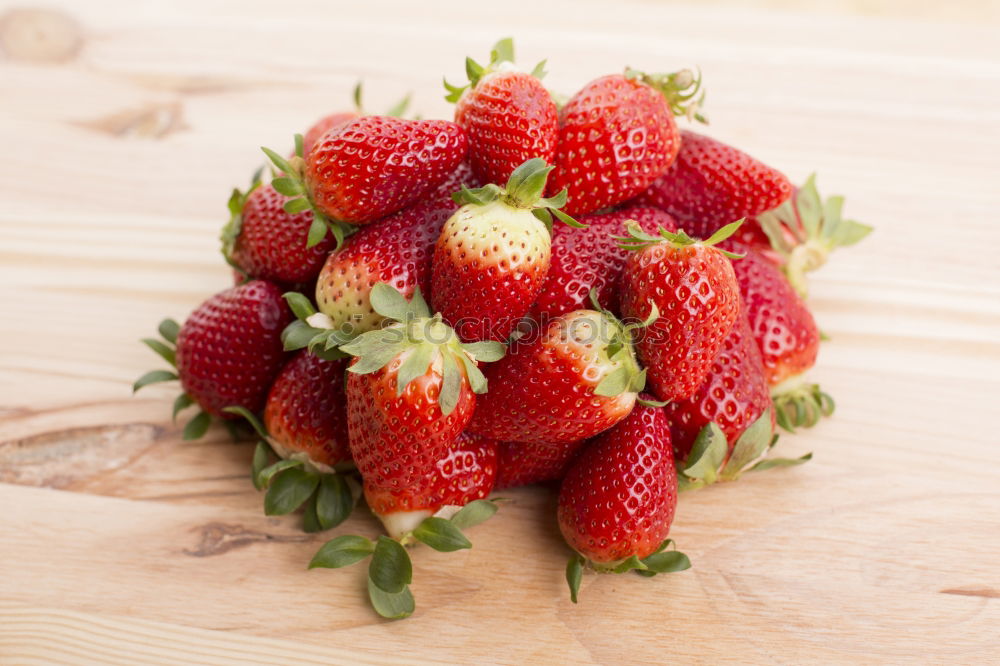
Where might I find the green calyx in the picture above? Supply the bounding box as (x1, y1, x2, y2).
(615, 219, 745, 258)
(309, 499, 499, 620)
(260, 134, 355, 251)
(452, 157, 584, 233)
(757, 174, 873, 298)
(338, 283, 506, 416)
(625, 67, 706, 123)
(587, 290, 655, 399)
(133, 317, 211, 441)
(280, 291, 351, 362)
(219, 167, 264, 276)
(239, 410, 360, 532)
(443, 37, 547, 103)
(771, 374, 836, 432)
(566, 539, 691, 603)
(677, 409, 812, 491)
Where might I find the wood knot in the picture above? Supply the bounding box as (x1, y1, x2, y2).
(76, 101, 187, 139)
(0, 8, 82, 63)
(184, 522, 312, 557)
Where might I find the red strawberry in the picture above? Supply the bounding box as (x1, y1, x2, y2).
(494, 439, 581, 489)
(306, 284, 505, 620)
(559, 400, 689, 602)
(447, 38, 558, 185)
(618, 222, 742, 402)
(547, 69, 703, 216)
(664, 308, 773, 462)
(260, 117, 467, 254)
(753, 174, 872, 297)
(305, 116, 467, 224)
(303, 112, 358, 158)
(221, 181, 334, 287)
(134, 280, 292, 439)
(728, 243, 832, 431)
(301, 82, 412, 156)
(263, 351, 351, 471)
(432, 157, 579, 342)
(338, 284, 505, 537)
(313, 162, 481, 336)
(467, 308, 648, 444)
(531, 206, 677, 320)
(633, 130, 792, 238)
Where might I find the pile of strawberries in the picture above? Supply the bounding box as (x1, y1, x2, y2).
(136, 39, 870, 618)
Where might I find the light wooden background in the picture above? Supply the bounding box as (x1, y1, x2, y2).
(2, 1, 1000, 664)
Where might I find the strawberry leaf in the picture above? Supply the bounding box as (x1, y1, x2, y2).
(369, 282, 413, 322)
(132, 369, 178, 393)
(681, 422, 727, 485)
(140, 338, 176, 367)
(460, 341, 506, 363)
(396, 343, 435, 397)
(283, 197, 312, 214)
(309, 534, 375, 569)
(369, 536, 412, 594)
(594, 366, 630, 397)
(720, 409, 774, 481)
(158, 319, 180, 344)
(264, 466, 318, 515)
(257, 459, 303, 488)
(315, 474, 356, 530)
(305, 215, 328, 249)
(639, 549, 691, 575)
(449, 499, 498, 530)
(439, 350, 463, 416)
(172, 393, 194, 422)
(367, 578, 414, 620)
(221, 405, 269, 440)
(413, 517, 472, 552)
(283, 292, 317, 321)
(271, 177, 304, 198)
(566, 555, 585, 604)
(251, 441, 271, 491)
(302, 494, 322, 533)
(182, 411, 211, 441)
(750, 452, 813, 472)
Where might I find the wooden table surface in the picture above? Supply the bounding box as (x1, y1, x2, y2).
(2, 0, 999, 663)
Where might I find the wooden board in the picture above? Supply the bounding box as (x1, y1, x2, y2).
(2, 1, 1000, 663)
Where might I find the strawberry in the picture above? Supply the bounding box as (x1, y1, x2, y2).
(467, 307, 651, 444)
(754, 174, 872, 297)
(302, 111, 358, 157)
(260, 118, 467, 252)
(617, 222, 742, 402)
(431, 157, 580, 342)
(446, 38, 558, 185)
(220, 179, 334, 287)
(307, 283, 505, 619)
(301, 82, 412, 156)
(559, 400, 690, 602)
(133, 280, 291, 439)
(531, 205, 677, 320)
(494, 439, 581, 489)
(728, 243, 832, 431)
(633, 130, 792, 238)
(310, 162, 481, 338)
(664, 308, 773, 462)
(263, 351, 351, 471)
(338, 283, 504, 535)
(547, 69, 704, 216)
(225, 353, 358, 536)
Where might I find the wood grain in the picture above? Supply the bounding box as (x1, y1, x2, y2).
(2, 0, 1000, 663)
